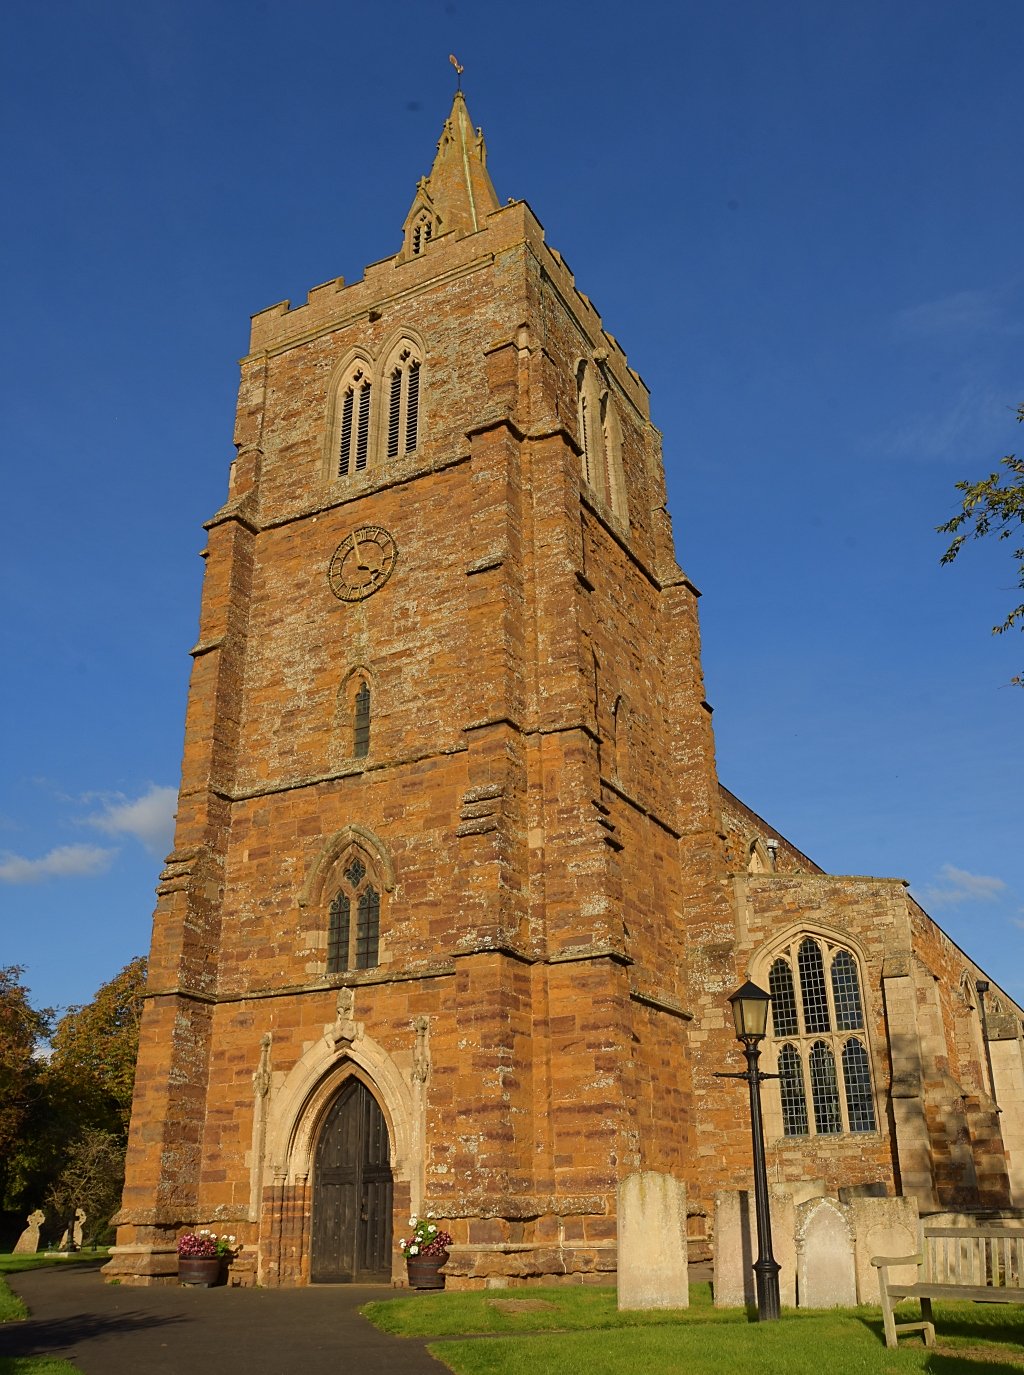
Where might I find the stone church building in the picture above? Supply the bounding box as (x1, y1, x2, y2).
(107, 93, 1024, 1287)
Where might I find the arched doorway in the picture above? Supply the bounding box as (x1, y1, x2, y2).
(311, 1078, 393, 1282)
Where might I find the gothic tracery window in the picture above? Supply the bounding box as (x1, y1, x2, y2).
(327, 853, 381, 973)
(767, 935, 876, 1136)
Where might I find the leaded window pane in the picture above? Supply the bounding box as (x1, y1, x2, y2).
(842, 1038, 876, 1132)
(769, 959, 798, 1037)
(831, 950, 864, 1031)
(327, 893, 350, 974)
(808, 1040, 842, 1134)
(354, 683, 370, 758)
(356, 887, 380, 969)
(798, 938, 831, 1033)
(778, 1043, 809, 1136)
(345, 857, 366, 888)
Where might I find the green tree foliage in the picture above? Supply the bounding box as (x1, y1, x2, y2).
(0, 967, 51, 1210)
(48, 956, 148, 1133)
(939, 404, 1024, 683)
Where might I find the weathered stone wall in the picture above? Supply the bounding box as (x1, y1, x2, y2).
(109, 103, 1024, 1290)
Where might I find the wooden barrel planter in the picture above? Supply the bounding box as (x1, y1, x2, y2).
(178, 1256, 225, 1287)
(406, 1251, 449, 1290)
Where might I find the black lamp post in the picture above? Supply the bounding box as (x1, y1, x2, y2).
(715, 979, 782, 1321)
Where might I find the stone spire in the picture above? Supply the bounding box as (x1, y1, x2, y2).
(402, 92, 500, 252)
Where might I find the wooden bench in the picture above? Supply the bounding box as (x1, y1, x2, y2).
(872, 1225, 1024, 1349)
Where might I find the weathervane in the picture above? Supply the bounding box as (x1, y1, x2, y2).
(449, 53, 464, 91)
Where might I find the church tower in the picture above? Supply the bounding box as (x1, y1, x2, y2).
(106, 89, 726, 1286)
(107, 88, 1022, 1290)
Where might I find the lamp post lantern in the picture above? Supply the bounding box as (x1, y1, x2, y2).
(716, 979, 782, 1321)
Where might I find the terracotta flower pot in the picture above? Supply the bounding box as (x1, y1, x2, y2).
(406, 1251, 449, 1290)
(178, 1256, 225, 1287)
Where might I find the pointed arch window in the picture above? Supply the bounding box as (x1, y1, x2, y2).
(767, 936, 876, 1136)
(576, 357, 628, 524)
(327, 853, 381, 973)
(385, 347, 422, 458)
(353, 681, 371, 758)
(411, 215, 434, 255)
(338, 368, 372, 477)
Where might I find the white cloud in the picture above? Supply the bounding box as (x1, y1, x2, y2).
(917, 863, 1008, 909)
(82, 784, 177, 855)
(0, 843, 117, 884)
(892, 287, 1007, 339)
(882, 379, 1010, 462)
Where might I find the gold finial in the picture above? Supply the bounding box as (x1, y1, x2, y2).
(449, 53, 464, 90)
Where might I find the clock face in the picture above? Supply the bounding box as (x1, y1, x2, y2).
(328, 526, 399, 602)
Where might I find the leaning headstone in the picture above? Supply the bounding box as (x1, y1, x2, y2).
(796, 1197, 856, 1307)
(850, 1196, 920, 1303)
(713, 1188, 796, 1308)
(617, 1171, 689, 1309)
(13, 1209, 44, 1255)
(59, 1209, 85, 1251)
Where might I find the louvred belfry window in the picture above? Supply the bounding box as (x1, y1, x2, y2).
(326, 854, 381, 973)
(767, 936, 876, 1136)
(411, 214, 434, 255)
(385, 348, 421, 458)
(338, 369, 372, 477)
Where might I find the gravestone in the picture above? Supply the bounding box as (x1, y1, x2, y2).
(59, 1209, 86, 1251)
(713, 1188, 796, 1307)
(616, 1171, 689, 1309)
(13, 1209, 45, 1255)
(796, 1198, 856, 1307)
(850, 1196, 920, 1302)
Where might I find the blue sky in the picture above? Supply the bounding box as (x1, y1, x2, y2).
(1, 0, 1021, 1018)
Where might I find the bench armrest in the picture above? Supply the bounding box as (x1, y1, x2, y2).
(871, 1253, 922, 1268)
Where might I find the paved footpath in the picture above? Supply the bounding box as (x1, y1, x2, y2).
(1, 1262, 447, 1375)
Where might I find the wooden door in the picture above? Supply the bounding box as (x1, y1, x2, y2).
(311, 1079, 393, 1282)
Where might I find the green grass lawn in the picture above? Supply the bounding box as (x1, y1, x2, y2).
(362, 1283, 1024, 1375)
(0, 1253, 103, 1375)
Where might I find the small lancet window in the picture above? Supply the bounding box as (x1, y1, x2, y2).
(339, 369, 372, 477)
(326, 853, 381, 973)
(353, 681, 371, 759)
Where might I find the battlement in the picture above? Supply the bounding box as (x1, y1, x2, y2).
(246, 198, 650, 419)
